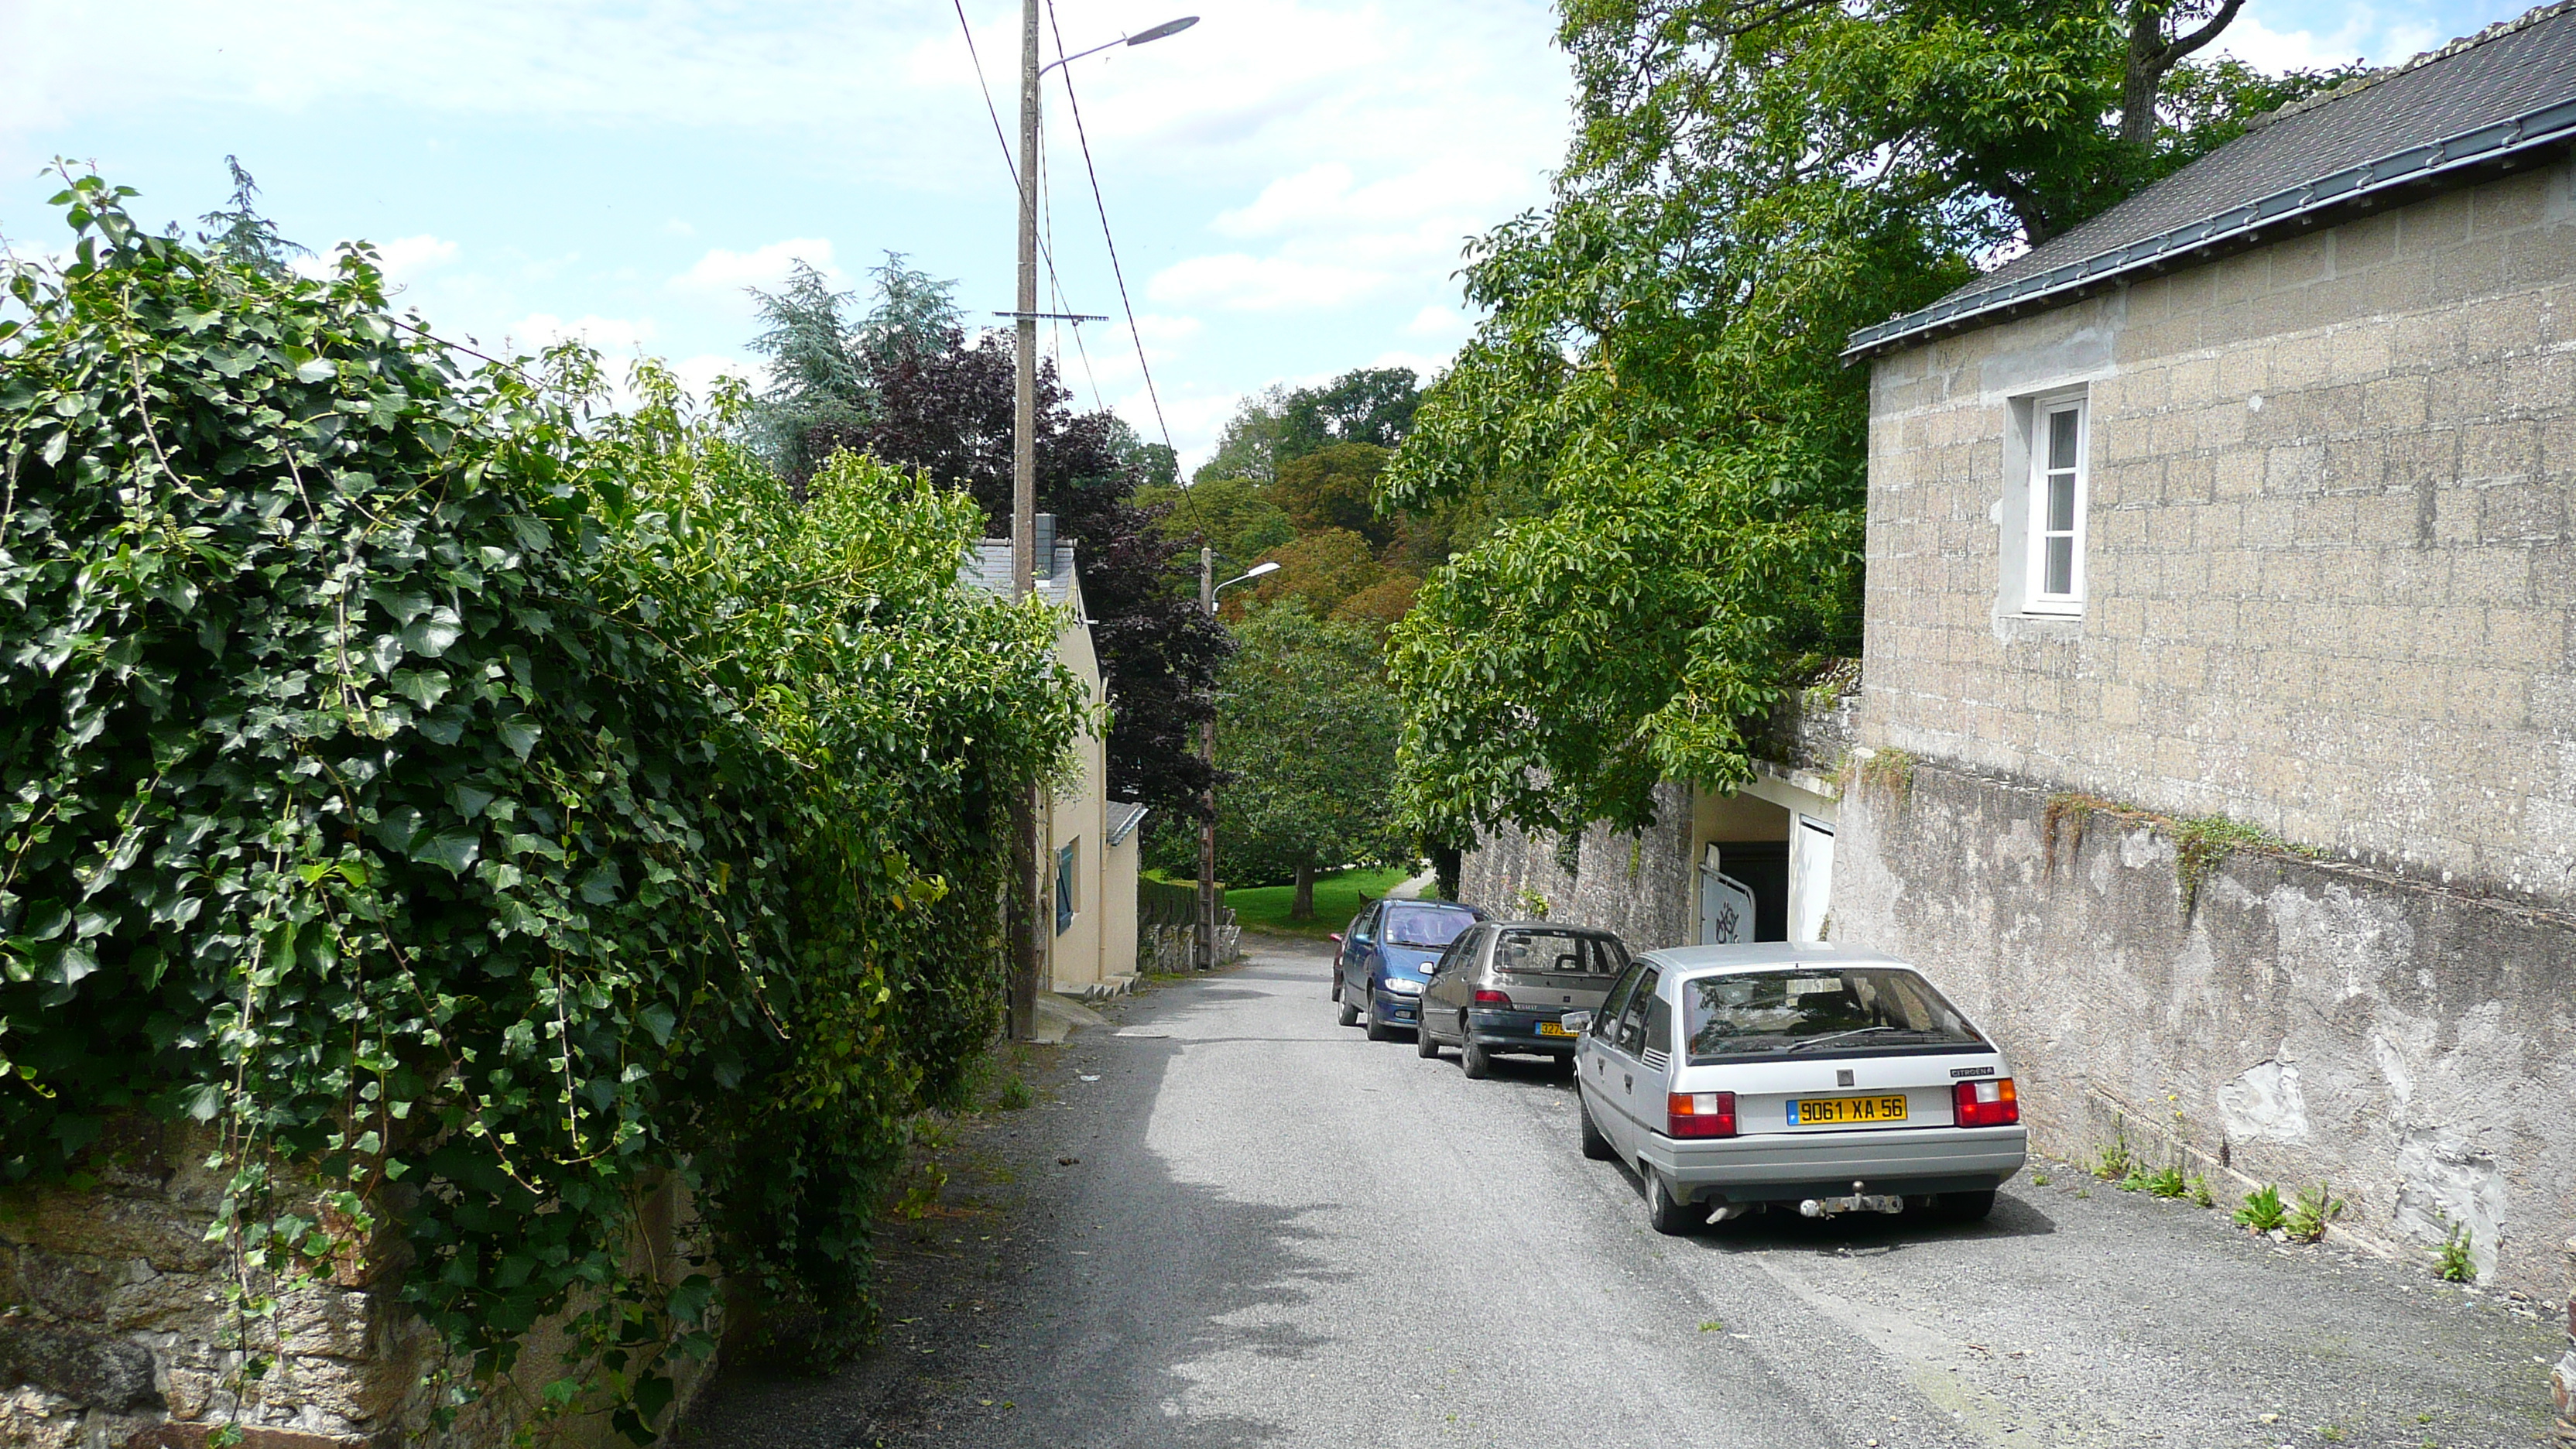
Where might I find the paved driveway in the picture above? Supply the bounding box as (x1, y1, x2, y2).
(681, 937, 2564, 1448)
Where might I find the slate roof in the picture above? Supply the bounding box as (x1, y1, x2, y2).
(1844, 1, 2576, 361)
(1106, 801, 1150, 847)
(961, 539, 1078, 602)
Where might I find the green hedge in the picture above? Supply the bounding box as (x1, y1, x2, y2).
(0, 177, 1082, 1438)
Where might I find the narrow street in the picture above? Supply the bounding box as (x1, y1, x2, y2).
(683, 939, 2564, 1449)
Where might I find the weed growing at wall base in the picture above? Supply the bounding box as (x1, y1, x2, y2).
(2235, 1184, 2290, 1233)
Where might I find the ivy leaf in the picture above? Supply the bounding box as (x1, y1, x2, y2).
(636, 1002, 677, 1047)
(411, 830, 482, 876)
(498, 716, 541, 760)
(403, 610, 464, 659)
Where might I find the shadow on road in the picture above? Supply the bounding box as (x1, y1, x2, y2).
(677, 990, 1338, 1449)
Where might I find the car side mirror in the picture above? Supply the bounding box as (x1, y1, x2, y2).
(1561, 1010, 1594, 1034)
(1330, 933, 1343, 946)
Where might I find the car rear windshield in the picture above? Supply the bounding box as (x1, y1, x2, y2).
(1492, 930, 1622, 976)
(1682, 968, 1989, 1063)
(1382, 904, 1477, 949)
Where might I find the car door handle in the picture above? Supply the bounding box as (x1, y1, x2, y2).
(1622, 1074, 1632, 1091)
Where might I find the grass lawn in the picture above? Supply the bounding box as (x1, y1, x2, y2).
(1225, 866, 1417, 939)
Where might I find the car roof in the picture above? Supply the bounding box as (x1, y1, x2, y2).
(1386, 899, 1479, 915)
(1634, 941, 1916, 976)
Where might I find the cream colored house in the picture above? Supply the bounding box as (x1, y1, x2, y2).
(967, 522, 1145, 994)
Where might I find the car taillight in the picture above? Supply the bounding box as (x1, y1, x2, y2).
(1471, 988, 1514, 1008)
(1954, 1077, 2019, 1127)
(1667, 1091, 1737, 1139)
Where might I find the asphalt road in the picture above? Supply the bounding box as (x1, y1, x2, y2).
(681, 937, 2564, 1449)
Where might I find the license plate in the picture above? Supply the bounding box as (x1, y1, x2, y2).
(1789, 1094, 1910, 1126)
(1536, 1020, 1574, 1038)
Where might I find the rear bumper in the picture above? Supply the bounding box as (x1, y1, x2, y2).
(1466, 1008, 1577, 1054)
(1641, 1125, 2027, 1204)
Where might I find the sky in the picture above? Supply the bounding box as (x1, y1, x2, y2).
(0, 0, 2545, 471)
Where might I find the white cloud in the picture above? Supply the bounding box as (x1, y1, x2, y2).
(1149, 253, 1395, 312)
(508, 312, 659, 353)
(668, 239, 838, 297)
(375, 234, 460, 279)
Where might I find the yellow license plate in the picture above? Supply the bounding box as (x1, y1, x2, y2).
(1536, 1020, 1574, 1038)
(1790, 1094, 1910, 1126)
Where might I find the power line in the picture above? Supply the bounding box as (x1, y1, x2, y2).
(1045, 0, 1177, 458)
(953, 0, 1081, 368)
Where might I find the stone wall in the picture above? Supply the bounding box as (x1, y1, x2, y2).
(1835, 756, 2576, 1295)
(1458, 781, 1697, 951)
(1862, 156, 2576, 906)
(0, 1122, 711, 1447)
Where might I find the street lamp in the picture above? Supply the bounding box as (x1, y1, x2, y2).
(1197, 553, 1278, 971)
(1004, 8, 1201, 1040)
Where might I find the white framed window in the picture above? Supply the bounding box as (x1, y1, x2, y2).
(2023, 397, 2088, 614)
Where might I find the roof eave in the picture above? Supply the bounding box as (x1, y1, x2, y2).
(1841, 96, 2576, 365)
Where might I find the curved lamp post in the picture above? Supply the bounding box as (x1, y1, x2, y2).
(1198, 555, 1277, 970)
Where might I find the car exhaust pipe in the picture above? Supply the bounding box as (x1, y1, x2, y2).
(1705, 1201, 1755, 1224)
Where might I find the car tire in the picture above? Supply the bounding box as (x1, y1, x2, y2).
(1460, 1031, 1492, 1081)
(1365, 1008, 1395, 1043)
(1646, 1170, 1696, 1236)
(1416, 1022, 1440, 1059)
(1940, 1189, 1997, 1222)
(1337, 999, 1358, 1028)
(1330, 976, 1341, 1003)
(1577, 1094, 1615, 1161)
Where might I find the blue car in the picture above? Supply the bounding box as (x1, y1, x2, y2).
(1331, 899, 1489, 1042)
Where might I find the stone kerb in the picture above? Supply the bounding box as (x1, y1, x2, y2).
(2556, 1235, 2576, 1442)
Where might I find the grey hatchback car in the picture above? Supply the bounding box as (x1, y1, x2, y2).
(1416, 921, 1631, 1078)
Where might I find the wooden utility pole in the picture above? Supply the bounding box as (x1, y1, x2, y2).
(1006, 0, 1044, 1041)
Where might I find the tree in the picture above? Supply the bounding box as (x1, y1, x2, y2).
(1214, 602, 1408, 919)
(194, 156, 303, 276)
(1134, 475, 1295, 574)
(1192, 366, 1425, 486)
(748, 262, 1230, 824)
(1383, 0, 2348, 838)
(1276, 366, 1421, 460)
(1194, 384, 1292, 486)
(745, 259, 868, 482)
(1272, 441, 1395, 546)
(1248, 529, 1387, 622)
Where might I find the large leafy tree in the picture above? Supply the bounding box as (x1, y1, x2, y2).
(1214, 602, 1409, 919)
(751, 262, 1228, 823)
(1384, 0, 2352, 838)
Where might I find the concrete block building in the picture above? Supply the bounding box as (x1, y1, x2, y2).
(1836, 4, 2576, 1293)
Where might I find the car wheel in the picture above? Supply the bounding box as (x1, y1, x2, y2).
(1337, 999, 1358, 1028)
(1577, 1094, 1615, 1162)
(1416, 1022, 1440, 1059)
(1646, 1170, 1696, 1236)
(1460, 1030, 1492, 1081)
(1940, 1189, 1997, 1222)
(1365, 1006, 1395, 1043)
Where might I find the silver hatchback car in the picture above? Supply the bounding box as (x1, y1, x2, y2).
(1568, 942, 2027, 1234)
(1416, 921, 1631, 1077)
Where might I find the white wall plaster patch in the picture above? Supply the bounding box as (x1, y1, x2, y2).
(2393, 1126, 2508, 1281)
(2218, 1058, 2310, 1143)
